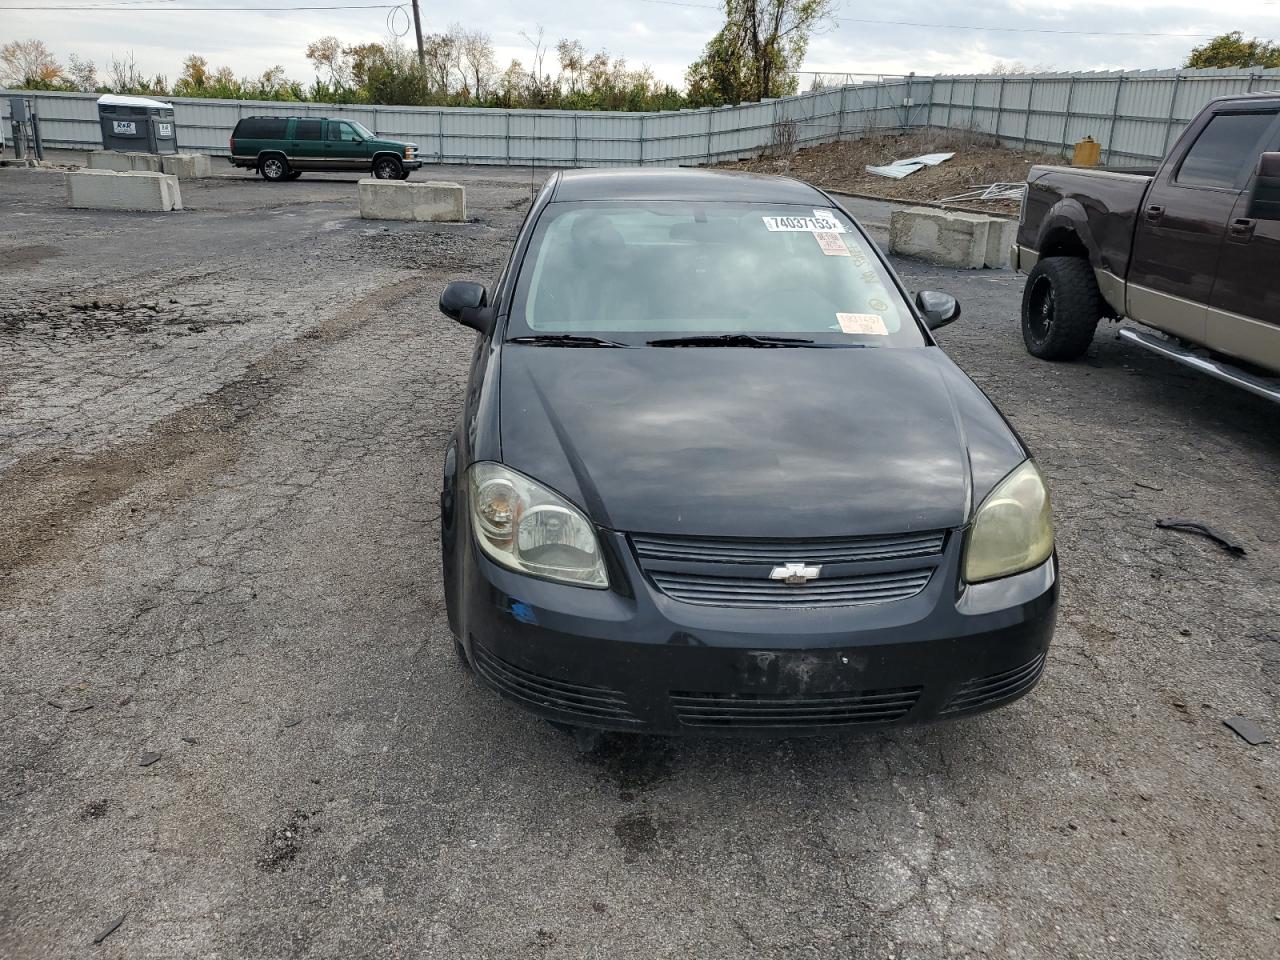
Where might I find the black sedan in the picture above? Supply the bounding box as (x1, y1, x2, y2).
(438, 168, 1056, 736)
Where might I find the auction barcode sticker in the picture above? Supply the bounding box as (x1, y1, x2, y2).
(762, 210, 846, 233)
(837, 313, 888, 336)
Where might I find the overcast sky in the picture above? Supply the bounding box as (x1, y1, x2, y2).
(3, 0, 1279, 89)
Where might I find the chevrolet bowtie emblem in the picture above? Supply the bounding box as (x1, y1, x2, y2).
(769, 562, 822, 585)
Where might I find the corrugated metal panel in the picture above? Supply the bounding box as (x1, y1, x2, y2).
(6, 67, 1279, 166)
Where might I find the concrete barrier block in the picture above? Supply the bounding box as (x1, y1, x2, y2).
(85, 151, 134, 172)
(889, 207, 991, 270)
(358, 179, 466, 222)
(85, 151, 163, 173)
(66, 169, 183, 212)
(161, 153, 213, 179)
(983, 217, 1018, 269)
(125, 152, 163, 173)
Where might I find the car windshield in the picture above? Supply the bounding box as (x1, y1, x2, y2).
(509, 200, 924, 347)
(349, 120, 375, 139)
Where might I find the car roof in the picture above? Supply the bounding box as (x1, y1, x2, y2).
(550, 167, 827, 204)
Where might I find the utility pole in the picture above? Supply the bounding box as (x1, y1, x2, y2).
(411, 0, 425, 70)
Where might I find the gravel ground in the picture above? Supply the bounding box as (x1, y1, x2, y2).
(1, 164, 1276, 960)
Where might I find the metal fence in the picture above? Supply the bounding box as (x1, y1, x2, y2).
(0, 79, 919, 166)
(921, 68, 1280, 163)
(4, 67, 1278, 167)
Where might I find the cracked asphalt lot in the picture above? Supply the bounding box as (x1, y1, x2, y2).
(2, 165, 1277, 960)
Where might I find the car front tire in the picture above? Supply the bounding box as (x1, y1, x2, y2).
(1021, 257, 1104, 361)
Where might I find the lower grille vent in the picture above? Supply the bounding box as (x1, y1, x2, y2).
(472, 642, 639, 724)
(671, 686, 922, 729)
(941, 653, 1046, 715)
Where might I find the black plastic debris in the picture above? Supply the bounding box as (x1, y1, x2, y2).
(181, 736, 198, 745)
(92, 914, 125, 945)
(1155, 519, 1246, 556)
(1224, 717, 1271, 746)
(138, 752, 162, 767)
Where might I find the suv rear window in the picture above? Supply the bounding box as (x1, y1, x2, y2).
(235, 117, 289, 139)
(294, 119, 323, 140)
(1178, 111, 1277, 188)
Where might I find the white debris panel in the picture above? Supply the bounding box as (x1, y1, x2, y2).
(865, 152, 955, 179)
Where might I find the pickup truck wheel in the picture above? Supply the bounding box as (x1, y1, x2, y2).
(372, 156, 403, 180)
(1021, 257, 1103, 361)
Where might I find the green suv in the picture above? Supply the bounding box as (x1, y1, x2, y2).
(228, 116, 423, 181)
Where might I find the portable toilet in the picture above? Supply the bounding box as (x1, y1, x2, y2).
(96, 94, 178, 154)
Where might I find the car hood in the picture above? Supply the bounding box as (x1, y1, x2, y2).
(498, 345, 1027, 539)
(372, 138, 415, 150)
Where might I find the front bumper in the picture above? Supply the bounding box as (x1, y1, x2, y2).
(402, 158, 424, 170)
(457, 529, 1058, 736)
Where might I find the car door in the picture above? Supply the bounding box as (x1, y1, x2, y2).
(1207, 113, 1280, 373)
(324, 120, 367, 171)
(1126, 106, 1278, 345)
(290, 118, 325, 170)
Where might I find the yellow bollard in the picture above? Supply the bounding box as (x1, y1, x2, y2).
(1072, 136, 1102, 167)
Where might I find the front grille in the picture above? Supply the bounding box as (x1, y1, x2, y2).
(940, 653, 1047, 716)
(671, 686, 922, 729)
(632, 531, 946, 565)
(472, 642, 640, 724)
(648, 568, 933, 608)
(631, 529, 946, 609)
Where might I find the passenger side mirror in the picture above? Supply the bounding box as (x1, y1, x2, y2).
(440, 281, 494, 334)
(1249, 152, 1280, 221)
(915, 290, 961, 330)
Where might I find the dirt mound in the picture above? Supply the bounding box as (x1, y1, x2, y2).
(724, 130, 1060, 214)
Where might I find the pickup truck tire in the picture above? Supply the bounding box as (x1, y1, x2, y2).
(1021, 257, 1103, 361)
(372, 156, 403, 180)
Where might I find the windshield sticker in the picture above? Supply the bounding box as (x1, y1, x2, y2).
(837, 313, 889, 336)
(814, 232, 850, 256)
(813, 210, 847, 232)
(762, 211, 846, 233)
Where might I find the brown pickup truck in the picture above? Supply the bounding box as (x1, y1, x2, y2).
(1012, 93, 1280, 402)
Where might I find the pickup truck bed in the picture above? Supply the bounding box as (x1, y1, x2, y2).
(1012, 93, 1280, 400)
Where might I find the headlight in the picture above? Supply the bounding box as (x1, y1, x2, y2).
(468, 462, 608, 588)
(962, 460, 1054, 583)
(405, 146, 416, 158)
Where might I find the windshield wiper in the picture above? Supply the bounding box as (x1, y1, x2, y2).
(646, 334, 817, 348)
(507, 334, 631, 347)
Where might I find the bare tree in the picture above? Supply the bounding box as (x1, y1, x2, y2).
(66, 53, 96, 91)
(520, 24, 549, 84)
(459, 28, 497, 100)
(106, 52, 147, 92)
(421, 30, 460, 95)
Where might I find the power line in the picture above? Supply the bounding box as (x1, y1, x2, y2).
(637, 0, 1236, 39)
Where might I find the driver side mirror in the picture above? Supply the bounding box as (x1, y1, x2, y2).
(440, 281, 494, 335)
(1249, 152, 1280, 221)
(915, 290, 961, 330)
